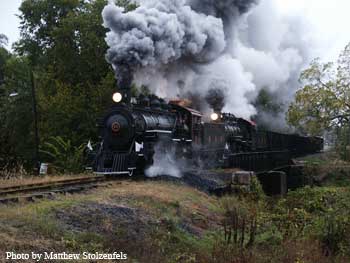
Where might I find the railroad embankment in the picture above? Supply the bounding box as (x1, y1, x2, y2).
(0, 163, 349, 262)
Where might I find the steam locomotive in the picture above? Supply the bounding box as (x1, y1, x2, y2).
(92, 91, 323, 176)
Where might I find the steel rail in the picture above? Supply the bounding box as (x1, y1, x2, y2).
(0, 175, 110, 204)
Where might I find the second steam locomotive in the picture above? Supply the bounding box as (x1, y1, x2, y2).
(92, 91, 323, 176)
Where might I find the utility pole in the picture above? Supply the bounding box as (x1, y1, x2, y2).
(30, 70, 40, 174)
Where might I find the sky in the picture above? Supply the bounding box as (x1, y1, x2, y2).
(275, 0, 350, 61)
(0, 0, 349, 61)
(0, 0, 22, 47)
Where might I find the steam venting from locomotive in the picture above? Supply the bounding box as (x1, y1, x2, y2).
(102, 0, 315, 130)
(144, 142, 183, 178)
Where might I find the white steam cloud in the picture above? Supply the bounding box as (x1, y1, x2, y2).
(233, 0, 315, 129)
(102, 0, 316, 125)
(144, 142, 185, 178)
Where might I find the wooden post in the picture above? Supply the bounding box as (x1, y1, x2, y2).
(30, 70, 40, 174)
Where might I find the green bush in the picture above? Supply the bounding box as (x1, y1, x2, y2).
(40, 136, 86, 173)
(318, 213, 350, 256)
(335, 125, 350, 161)
(276, 186, 350, 256)
(220, 196, 259, 248)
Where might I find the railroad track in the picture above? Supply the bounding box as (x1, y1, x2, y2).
(0, 175, 112, 204)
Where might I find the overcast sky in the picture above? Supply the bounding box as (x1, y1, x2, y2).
(0, 0, 22, 47)
(275, 0, 350, 61)
(0, 0, 349, 61)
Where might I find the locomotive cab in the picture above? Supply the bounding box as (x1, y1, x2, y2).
(169, 101, 202, 145)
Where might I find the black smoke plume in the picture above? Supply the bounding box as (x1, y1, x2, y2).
(115, 63, 133, 89)
(103, 0, 226, 78)
(205, 87, 227, 112)
(103, 0, 316, 127)
(188, 0, 258, 26)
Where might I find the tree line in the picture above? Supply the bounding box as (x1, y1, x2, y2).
(0, 0, 135, 172)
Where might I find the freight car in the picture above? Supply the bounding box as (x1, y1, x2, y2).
(92, 92, 323, 176)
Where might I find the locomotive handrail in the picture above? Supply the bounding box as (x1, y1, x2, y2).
(229, 150, 290, 156)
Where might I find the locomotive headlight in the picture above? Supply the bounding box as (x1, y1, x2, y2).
(211, 113, 219, 121)
(112, 92, 123, 103)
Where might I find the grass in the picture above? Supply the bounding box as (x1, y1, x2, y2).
(296, 151, 350, 186)
(296, 151, 340, 165)
(0, 173, 94, 188)
(0, 165, 349, 262)
(0, 181, 224, 262)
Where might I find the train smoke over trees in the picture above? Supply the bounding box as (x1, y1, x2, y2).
(102, 0, 315, 127)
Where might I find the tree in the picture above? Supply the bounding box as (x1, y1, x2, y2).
(15, 0, 135, 85)
(287, 43, 350, 136)
(0, 34, 8, 48)
(287, 43, 350, 159)
(0, 55, 35, 167)
(0, 34, 10, 86)
(14, 0, 117, 143)
(6, 0, 136, 170)
(0, 1, 138, 170)
(15, 0, 81, 66)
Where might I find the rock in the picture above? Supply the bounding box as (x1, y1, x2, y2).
(232, 171, 254, 185)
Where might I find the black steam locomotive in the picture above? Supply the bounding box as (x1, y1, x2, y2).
(92, 92, 323, 176)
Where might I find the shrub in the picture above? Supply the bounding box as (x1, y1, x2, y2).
(40, 136, 86, 173)
(319, 213, 350, 256)
(250, 175, 266, 201)
(335, 125, 350, 161)
(0, 162, 28, 179)
(220, 197, 259, 248)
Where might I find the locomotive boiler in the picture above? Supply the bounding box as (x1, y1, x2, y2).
(94, 95, 178, 175)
